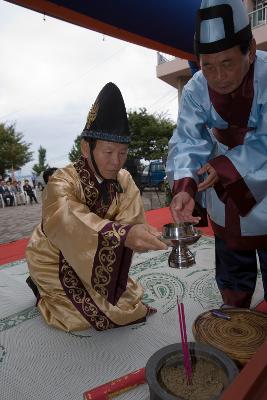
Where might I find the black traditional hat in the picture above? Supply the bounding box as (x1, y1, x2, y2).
(195, 0, 252, 56)
(81, 82, 130, 143)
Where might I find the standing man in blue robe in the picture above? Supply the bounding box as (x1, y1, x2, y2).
(167, 0, 267, 308)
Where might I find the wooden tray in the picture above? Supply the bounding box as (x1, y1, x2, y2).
(192, 309, 267, 368)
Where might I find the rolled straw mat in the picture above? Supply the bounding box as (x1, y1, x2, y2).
(192, 309, 267, 368)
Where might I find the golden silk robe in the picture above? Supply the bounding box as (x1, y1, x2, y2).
(26, 157, 148, 331)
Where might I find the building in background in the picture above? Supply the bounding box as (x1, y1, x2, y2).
(156, 0, 267, 105)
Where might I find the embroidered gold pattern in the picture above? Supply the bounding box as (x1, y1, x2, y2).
(74, 158, 99, 207)
(93, 223, 129, 297)
(86, 101, 99, 129)
(96, 184, 116, 216)
(74, 156, 129, 301)
(61, 256, 114, 330)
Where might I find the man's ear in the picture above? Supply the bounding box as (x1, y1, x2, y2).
(249, 38, 256, 65)
(80, 139, 89, 158)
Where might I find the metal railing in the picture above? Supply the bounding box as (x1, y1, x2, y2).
(157, 52, 176, 65)
(249, 5, 267, 28)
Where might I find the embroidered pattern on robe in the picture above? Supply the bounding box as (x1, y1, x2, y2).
(59, 253, 115, 331)
(58, 156, 132, 325)
(74, 157, 117, 217)
(73, 156, 131, 301)
(94, 222, 132, 304)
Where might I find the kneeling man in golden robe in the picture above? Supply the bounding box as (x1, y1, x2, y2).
(26, 83, 167, 332)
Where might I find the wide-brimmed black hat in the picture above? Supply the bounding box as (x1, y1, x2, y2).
(81, 82, 130, 144)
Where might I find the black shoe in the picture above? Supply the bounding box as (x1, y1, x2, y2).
(26, 276, 39, 299)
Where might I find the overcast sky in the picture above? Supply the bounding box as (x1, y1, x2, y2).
(0, 1, 179, 176)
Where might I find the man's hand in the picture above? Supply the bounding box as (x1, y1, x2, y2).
(197, 163, 219, 191)
(125, 224, 168, 252)
(170, 191, 201, 224)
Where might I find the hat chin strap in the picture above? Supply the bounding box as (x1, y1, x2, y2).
(89, 146, 122, 205)
(90, 146, 105, 181)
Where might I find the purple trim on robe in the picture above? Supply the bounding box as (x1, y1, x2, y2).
(172, 178, 197, 198)
(58, 252, 116, 331)
(74, 156, 137, 305)
(114, 247, 134, 305)
(213, 181, 228, 204)
(212, 126, 253, 149)
(209, 155, 256, 216)
(59, 253, 147, 329)
(92, 222, 132, 305)
(207, 64, 260, 249)
(74, 156, 118, 218)
(66, 156, 142, 326)
(208, 63, 254, 149)
(210, 219, 267, 251)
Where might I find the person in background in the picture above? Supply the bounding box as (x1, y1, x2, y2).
(13, 181, 26, 205)
(167, 0, 267, 309)
(26, 82, 167, 332)
(5, 181, 16, 204)
(23, 179, 38, 204)
(0, 180, 14, 206)
(31, 173, 36, 188)
(43, 167, 58, 185)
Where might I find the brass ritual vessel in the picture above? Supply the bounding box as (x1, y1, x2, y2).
(162, 223, 201, 269)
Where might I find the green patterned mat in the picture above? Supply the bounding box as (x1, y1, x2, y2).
(0, 237, 263, 399)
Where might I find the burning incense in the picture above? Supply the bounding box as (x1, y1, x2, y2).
(177, 297, 192, 384)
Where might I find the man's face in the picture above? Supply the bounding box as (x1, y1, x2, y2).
(83, 140, 128, 180)
(200, 41, 255, 95)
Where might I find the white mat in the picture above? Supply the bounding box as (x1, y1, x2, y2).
(0, 237, 264, 400)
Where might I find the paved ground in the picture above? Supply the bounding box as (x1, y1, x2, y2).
(0, 188, 166, 244)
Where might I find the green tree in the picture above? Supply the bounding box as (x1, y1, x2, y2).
(69, 135, 81, 162)
(32, 146, 49, 175)
(128, 108, 175, 161)
(0, 122, 33, 177)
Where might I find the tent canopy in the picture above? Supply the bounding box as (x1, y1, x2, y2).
(5, 0, 201, 60)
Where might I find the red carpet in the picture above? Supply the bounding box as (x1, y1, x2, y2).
(1, 207, 266, 313)
(0, 238, 29, 265)
(145, 207, 173, 230)
(255, 300, 267, 313)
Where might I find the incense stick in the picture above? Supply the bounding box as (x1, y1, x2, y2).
(177, 297, 192, 384)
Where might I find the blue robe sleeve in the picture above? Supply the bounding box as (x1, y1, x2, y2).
(166, 86, 215, 190)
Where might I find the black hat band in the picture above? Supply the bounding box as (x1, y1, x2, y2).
(82, 129, 131, 144)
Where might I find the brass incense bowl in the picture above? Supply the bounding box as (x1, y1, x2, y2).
(162, 223, 201, 269)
